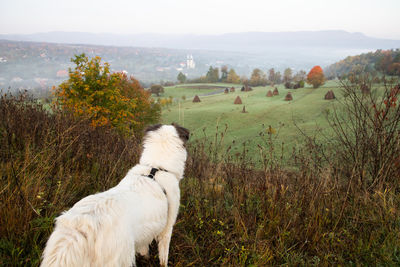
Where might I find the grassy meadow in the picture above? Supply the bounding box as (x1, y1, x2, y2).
(1, 78, 400, 266)
(160, 81, 341, 160)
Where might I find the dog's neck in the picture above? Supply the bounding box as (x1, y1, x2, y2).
(139, 148, 186, 181)
(139, 164, 180, 180)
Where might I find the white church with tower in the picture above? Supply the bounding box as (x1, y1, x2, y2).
(186, 54, 195, 69)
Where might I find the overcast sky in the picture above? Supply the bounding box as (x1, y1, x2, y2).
(1, 0, 400, 39)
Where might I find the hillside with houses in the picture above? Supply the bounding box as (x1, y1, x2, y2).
(0, 40, 249, 91)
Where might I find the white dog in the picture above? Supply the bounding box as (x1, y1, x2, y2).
(41, 123, 189, 267)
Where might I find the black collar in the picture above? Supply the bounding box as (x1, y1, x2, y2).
(147, 167, 168, 179)
(146, 167, 168, 195)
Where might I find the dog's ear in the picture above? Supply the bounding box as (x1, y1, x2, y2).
(144, 124, 162, 134)
(172, 123, 190, 143)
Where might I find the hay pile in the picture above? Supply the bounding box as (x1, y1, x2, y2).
(324, 90, 335, 100)
(234, 96, 242, 104)
(284, 92, 293, 101)
(193, 95, 201, 102)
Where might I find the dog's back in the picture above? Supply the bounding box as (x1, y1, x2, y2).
(41, 190, 136, 267)
(40, 219, 93, 267)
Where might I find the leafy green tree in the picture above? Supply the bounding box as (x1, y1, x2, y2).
(268, 68, 276, 84)
(293, 70, 306, 82)
(249, 68, 267, 86)
(376, 52, 393, 73)
(177, 72, 187, 83)
(206, 66, 219, 83)
(220, 65, 228, 82)
(283, 68, 293, 83)
(55, 54, 160, 135)
(275, 71, 282, 84)
(226, 68, 240, 84)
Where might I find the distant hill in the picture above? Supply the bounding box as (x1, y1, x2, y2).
(1, 30, 399, 52)
(324, 49, 400, 78)
(3, 30, 399, 70)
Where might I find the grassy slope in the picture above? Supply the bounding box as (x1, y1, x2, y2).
(161, 81, 340, 158)
(2, 86, 399, 266)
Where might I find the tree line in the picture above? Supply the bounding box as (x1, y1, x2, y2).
(177, 66, 311, 87)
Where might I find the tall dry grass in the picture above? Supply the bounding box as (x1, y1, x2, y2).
(0, 93, 140, 265)
(157, 120, 399, 266)
(1, 77, 400, 266)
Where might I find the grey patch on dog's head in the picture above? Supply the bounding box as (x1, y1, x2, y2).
(172, 123, 190, 144)
(144, 124, 162, 134)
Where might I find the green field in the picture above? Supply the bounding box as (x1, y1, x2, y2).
(160, 81, 341, 158)
(157, 83, 233, 99)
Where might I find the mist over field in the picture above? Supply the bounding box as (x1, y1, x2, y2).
(1, 30, 399, 91)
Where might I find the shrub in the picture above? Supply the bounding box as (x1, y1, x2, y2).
(284, 82, 293, 89)
(324, 75, 400, 188)
(55, 54, 160, 135)
(149, 84, 164, 96)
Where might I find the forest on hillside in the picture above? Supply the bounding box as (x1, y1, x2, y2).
(325, 49, 400, 78)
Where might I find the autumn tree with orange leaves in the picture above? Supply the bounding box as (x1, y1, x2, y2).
(55, 54, 160, 135)
(307, 65, 325, 88)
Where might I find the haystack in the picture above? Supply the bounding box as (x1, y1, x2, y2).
(266, 90, 273, 97)
(324, 90, 335, 100)
(284, 92, 293, 101)
(230, 87, 235, 92)
(273, 87, 279, 95)
(193, 95, 201, 102)
(224, 88, 229, 94)
(234, 96, 242, 104)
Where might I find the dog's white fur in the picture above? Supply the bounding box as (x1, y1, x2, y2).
(41, 124, 188, 267)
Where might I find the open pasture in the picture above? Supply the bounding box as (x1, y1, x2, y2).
(161, 81, 342, 158)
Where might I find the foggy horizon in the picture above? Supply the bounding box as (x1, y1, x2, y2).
(1, 0, 399, 40)
(1, 0, 399, 88)
(3, 29, 399, 41)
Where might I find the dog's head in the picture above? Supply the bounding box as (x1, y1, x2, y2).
(140, 123, 190, 179)
(144, 123, 189, 145)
